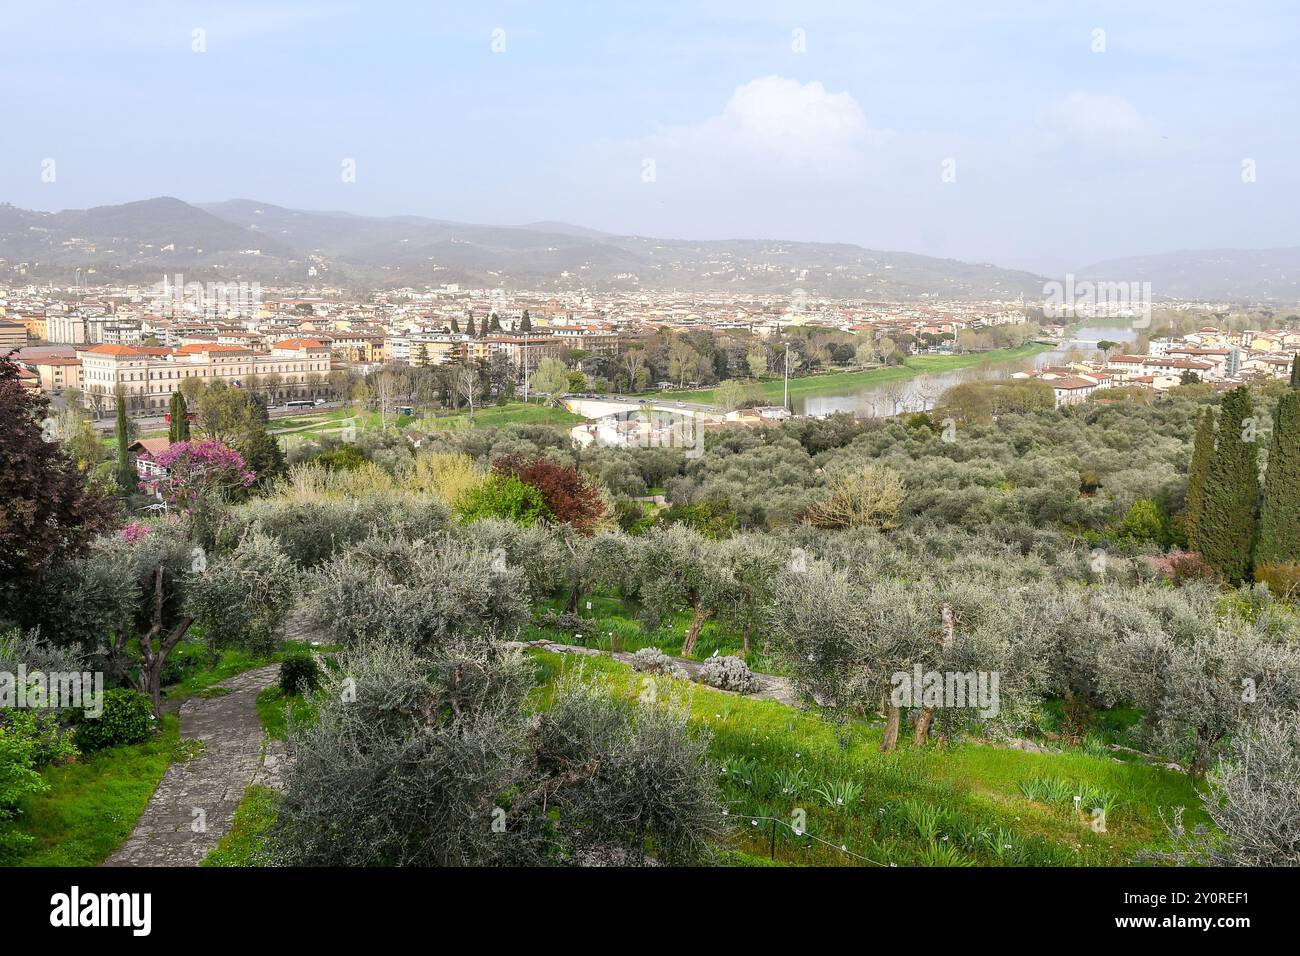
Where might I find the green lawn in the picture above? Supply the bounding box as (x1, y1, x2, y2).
(648, 343, 1052, 406)
(528, 651, 1208, 866)
(422, 401, 584, 431)
(0, 716, 180, 866)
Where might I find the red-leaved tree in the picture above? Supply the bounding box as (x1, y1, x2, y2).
(0, 352, 116, 599)
(492, 454, 605, 536)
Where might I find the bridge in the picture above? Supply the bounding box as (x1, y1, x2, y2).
(562, 396, 716, 419)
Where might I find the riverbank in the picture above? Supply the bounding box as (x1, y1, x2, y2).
(653, 342, 1053, 406)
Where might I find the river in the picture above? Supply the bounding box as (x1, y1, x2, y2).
(796, 324, 1140, 417)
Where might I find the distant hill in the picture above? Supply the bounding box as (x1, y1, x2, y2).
(1080, 248, 1300, 303)
(1, 195, 1051, 298)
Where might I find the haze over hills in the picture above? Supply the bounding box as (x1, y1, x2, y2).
(1, 196, 1295, 303)
(1078, 248, 1300, 304)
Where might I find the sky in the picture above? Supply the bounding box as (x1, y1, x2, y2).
(1, 0, 1297, 275)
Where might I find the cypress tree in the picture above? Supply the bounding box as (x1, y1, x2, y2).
(1257, 389, 1300, 564)
(115, 393, 134, 494)
(466, 314, 476, 337)
(1198, 386, 1260, 582)
(168, 392, 190, 442)
(520, 310, 532, 333)
(1185, 406, 1215, 549)
(451, 318, 461, 334)
(1291, 353, 1299, 388)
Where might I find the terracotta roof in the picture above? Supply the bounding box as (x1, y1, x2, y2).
(84, 344, 141, 356)
(274, 338, 325, 349)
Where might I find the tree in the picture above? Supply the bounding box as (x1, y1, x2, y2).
(80, 524, 295, 715)
(804, 463, 905, 530)
(1292, 353, 1299, 388)
(306, 538, 531, 651)
(746, 348, 767, 379)
(1151, 715, 1300, 866)
(0, 354, 114, 600)
(1199, 387, 1260, 582)
(1256, 389, 1300, 565)
(267, 637, 722, 866)
(466, 314, 476, 337)
(150, 439, 256, 532)
(632, 526, 734, 657)
(1185, 406, 1216, 549)
(168, 392, 190, 443)
(195, 381, 252, 445)
(519, 309, 532, 333)
(493, 454, 607, 535)
(457, 473, 552, 527)
(454, 364, 478, 421)
(533, 357, 569, 403)
(114, 394, 134, 493)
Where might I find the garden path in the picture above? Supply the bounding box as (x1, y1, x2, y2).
(102, 664, 284, 867)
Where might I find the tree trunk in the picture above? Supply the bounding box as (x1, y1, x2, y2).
(912, 706, 934, 746)
(880, 704, 901, 752)
(741, 622, 750, 656)
(681, 605, 711, 657)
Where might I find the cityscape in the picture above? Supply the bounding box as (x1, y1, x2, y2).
(1, 0, 1297, 935)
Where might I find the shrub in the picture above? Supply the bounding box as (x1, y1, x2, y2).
(0, 711, 51, 818)
(279, 655, 321, 696)
(307, 536, 531, 651)
(1255, 562, 1300, 602)
(456, 473, 551, 527)
(538, 610, 599, 642)
(698, 655, 759, 694)
(74, 689, 154, 751)
(631, 647, 688, 679)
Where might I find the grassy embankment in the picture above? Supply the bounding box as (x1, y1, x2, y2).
(651, 343, 1052, 406)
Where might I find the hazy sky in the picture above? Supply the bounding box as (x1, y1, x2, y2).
(2, 0, 1297, 274)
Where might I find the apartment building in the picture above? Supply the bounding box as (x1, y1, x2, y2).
(81, 338, 331, 413)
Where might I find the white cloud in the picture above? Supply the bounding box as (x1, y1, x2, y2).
(1041, 92, 1155, 154)
(638, 76, 887, 178)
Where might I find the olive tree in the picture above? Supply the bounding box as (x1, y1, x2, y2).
(306, 535, 530, 651)
(631, 526, 736, 657)
(1150, 715, 1300, 866)
(269, 638, 724, 866)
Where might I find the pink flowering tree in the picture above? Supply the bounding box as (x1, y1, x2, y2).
(146, 440, 256, 527)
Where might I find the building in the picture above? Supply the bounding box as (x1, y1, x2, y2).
(81, 339, 332, 414)
(0, 320, 29, 349)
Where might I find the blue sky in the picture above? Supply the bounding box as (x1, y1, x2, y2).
(2, 0, 1296, 273)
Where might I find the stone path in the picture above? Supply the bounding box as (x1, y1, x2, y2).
(510, 639, 799, 707)
(103, 665, 285, 867)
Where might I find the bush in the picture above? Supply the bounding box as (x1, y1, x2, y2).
(279, 655, 321, 696)
(630, 647, 687, 679)
(0, 712, 51, 818)
(538, 610, 599, 642)
(698, 655, 759, 694)
(1255, 562, 1300, 602)
(74, 689, 154, 751)
(456, 473, 551, 527)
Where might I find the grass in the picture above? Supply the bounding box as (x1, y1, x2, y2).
(163, 643, 280, 701)
(256, 686, 314, 740)
(202, 785, 280, 867)
(526, 650, 1208, 866)
(528, 594, 780, 673)
(0, 715, 180, 866)
(648, 343, 1052, 406)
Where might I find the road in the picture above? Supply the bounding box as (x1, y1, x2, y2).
(91, 400, 347, 431)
